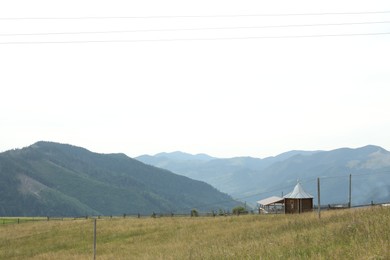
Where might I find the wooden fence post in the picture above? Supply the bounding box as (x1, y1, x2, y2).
(93, 219, 97, 260)
(348, 174, 352, 208)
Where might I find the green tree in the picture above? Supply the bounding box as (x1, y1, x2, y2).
(190, 209, 199, 217)
(232, 206, 247, 215)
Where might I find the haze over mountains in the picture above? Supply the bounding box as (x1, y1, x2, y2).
(137, 145, 390, 206)
(0, 142, 237, 216)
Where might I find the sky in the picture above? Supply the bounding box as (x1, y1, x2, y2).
(1, 0, 390, 158)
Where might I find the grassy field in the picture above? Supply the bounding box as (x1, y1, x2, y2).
(0, 207, 389, 259)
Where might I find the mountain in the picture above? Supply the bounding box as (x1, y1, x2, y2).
(154, 151, 215, 162)
(136, 146, 390, 206)
(137, 151, 214, 168)
(136, 150, 319, 198)
(0, 142, 238, 217)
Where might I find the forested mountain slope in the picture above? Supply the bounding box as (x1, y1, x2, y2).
(0, 142, 237, 216)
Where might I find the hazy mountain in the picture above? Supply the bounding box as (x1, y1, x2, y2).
(154, 151, 215, 162)
(136, 146, 390, 206)
(136, 150, 319, 197)
(137, 151, 214, 170)
(0, 142, 238, 216)
(262, 150, 322, 165)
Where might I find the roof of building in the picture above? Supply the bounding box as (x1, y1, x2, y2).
(257, 196, 284, 206)
(284, 182, 313, 199)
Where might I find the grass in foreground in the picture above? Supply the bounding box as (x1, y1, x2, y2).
(0, 207, 389, 259)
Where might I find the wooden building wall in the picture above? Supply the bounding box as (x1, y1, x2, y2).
(284, 198, 313, 214)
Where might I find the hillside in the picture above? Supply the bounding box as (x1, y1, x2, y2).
(136, 146, 390, 206)
(0, 142, 237, 216)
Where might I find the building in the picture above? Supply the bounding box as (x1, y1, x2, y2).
(283, 182, 313, 214)
(257, 196, 284, 214)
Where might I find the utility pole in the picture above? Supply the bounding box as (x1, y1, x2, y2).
(317, 177, 321, 219)
(348, 174, 352, 208)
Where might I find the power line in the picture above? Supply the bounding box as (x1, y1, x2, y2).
(172, 183, 297, 213)
(213, 170, 390, 207)
(1, 31, 389, 45)
(318, 169, 390, 180)
(1, 20, 389, 37)
(233, 184, 296, 201)
(1, 10, 390, 20)
(172, 179, 315, 212)
(171, 170, 390, 212)
(352, 170, 390, 177)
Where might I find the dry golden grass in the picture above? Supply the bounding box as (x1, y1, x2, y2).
(1, 207, 389, 259)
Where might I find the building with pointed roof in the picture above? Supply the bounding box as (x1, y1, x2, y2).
(283, 182, 313, 214)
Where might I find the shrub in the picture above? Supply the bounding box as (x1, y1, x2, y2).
(190, 209, 199, 217)
(232, 206, 247, 215)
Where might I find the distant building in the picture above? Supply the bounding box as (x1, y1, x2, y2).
(257, 196, 284, 214)
(257, 182, 313, 214)
(283, 182, 313, 214)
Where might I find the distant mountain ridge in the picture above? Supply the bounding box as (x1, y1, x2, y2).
(137, 151, 215, 170)
(154, 151, 215, 161)
(137, 150, 321, 196)
(136, 145, 390, 206)
(0, 142, 238, 216)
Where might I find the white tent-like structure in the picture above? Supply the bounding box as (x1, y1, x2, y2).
(284, 182, 313, 214)
(284, 182, 313, 199)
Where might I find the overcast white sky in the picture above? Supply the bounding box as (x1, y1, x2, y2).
(1, 0, 390, 158)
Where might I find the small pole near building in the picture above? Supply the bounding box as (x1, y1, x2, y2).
(93, 218, 97, 260)
(317, 177, 321, 219)
(349, 174, 352, 208)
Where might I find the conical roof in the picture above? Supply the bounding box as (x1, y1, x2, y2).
(284, 182, 313, 199)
